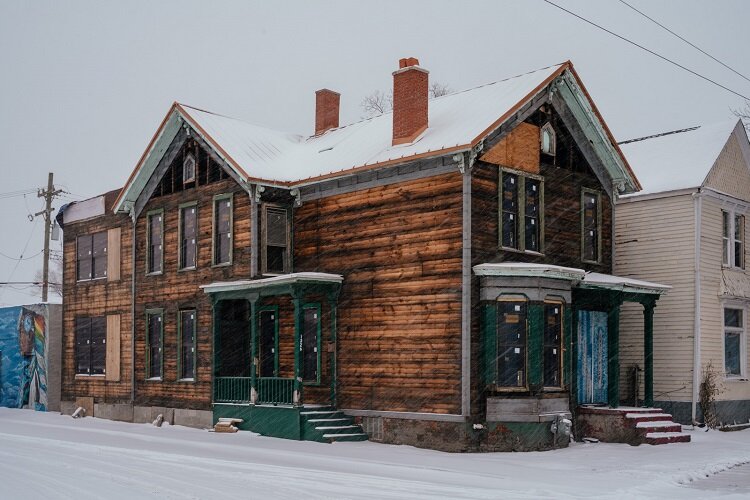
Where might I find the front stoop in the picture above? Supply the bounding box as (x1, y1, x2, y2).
(300, 408, 368, 443)
(577, 406, 691, 445)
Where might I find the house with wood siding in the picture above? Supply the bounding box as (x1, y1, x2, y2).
(59, 58, 675, 451)
(616, 119, 750, 426)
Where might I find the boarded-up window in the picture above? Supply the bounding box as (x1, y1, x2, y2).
(148, 212, 163, 273)
(543, 303, 563, 387)
(501, 173, 518, 249)
(724, 308, 744, 377)
(496, 300, 527, 388)
(106, 314, 121, 381)
(107, 228, 121, 281)
(214, 196, 232, 265)
(75, 316, 106, 375)
(180, 309, 196, 380)
(525, 179, 540, 252)
(146, 311, 162, 379)
(264, 205, 289, 274)
(76, 232, 107, 280)
(180, 205, 197, 270)
(582, 191, 600, 262)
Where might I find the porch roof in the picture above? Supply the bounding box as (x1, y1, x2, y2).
(201, 272, 343, 295)
(473, 263, 670, 295)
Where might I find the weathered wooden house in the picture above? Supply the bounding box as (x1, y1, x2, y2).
(616, 119, 750, 426)
(60, 58, 675, 451)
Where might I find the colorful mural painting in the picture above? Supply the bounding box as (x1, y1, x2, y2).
(0, 305, 49, 410)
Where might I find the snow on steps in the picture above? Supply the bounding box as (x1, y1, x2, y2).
(577, 406, 690, 445)
(645, 431, 692, 445)
(300, 408, 368, 443)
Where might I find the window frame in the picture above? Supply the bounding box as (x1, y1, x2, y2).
(183, 152, 196, 184)
(178, 201, 198, 271)
(258, 305, 280, 378)
(301, 302, 322, 386)
(212, 193, 233, 267)
(177, 309, 197, 381)
(723, 305, 746, 379)
(74, 316, 106, 377)
(75, 231, 108, 282)
(494, 296, 528, 391)
(498, 168, 545, 255)
(540, 122, 556, 156)
(145, 309, 164, 380)
(146, 209, 164, 275)
(261, 203, 292, 275)
(723, 210, 745, 270)
(581, 188, 603, 264)
(543, 300, 564, 389)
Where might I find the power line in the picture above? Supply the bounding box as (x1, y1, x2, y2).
(542, 0, 750, 101)
(618, 0, 750, 85)
(0, 249, 43, 261)
(0, 188, 37, 200)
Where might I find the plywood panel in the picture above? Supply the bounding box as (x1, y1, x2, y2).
(107, 227, 121, 282)
(106, 314, 121, 382)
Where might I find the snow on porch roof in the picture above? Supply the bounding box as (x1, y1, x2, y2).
(473, 263, 670, 295)
(201, 272, 343, 294)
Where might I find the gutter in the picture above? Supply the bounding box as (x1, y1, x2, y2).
(691, 190, 703, 424)
(130, 212, 137, 405)
(458, 147, 477, 418)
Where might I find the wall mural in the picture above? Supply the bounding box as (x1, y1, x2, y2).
(0, 305, 48, 410)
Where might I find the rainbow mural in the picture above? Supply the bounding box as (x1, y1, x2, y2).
(0, 305, 49, 410)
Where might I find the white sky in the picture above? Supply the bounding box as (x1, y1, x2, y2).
(1, 0, 749, 306)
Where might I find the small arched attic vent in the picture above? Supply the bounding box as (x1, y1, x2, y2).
(183, 152, 196, 184)
(540, 122, 556, 156)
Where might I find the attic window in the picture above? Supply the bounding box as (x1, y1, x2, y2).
(540, 123, 556, 156)
(183, 153, 196, 184)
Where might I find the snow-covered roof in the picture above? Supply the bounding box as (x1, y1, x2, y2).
(619, 119, 741, 196)
(580, 272, 671, 295)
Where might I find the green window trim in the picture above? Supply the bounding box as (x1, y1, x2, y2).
(302, 303, 322, 386)
(581, 188, 603, 264)
(177, 309, 197, 381)
(146, 209, 164, 275)
(145, 308, 164, 380)
(498, 167, 545, 254)
(212, 193, 234, 267)
(257, 305, 280, 377)
(178, 201, 198, 271)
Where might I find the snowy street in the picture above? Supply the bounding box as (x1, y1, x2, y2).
(0, 409, 748, 499)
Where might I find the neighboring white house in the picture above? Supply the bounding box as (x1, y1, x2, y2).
(615, 119, 749, 425)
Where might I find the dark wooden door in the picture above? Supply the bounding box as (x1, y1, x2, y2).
(259, 309, 276, 377)
(302, 307, 319, 382)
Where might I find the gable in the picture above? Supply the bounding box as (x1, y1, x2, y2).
(480, 122, 540, 174)
(703, 124, 750, 202)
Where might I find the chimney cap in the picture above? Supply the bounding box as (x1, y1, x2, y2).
(399, 57, 420, 69)
(315, 88, 340, 96)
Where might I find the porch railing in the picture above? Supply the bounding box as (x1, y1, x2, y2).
(214, 377, 252, 404)
(257, 377, 295, 405)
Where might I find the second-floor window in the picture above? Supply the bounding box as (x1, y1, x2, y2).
(582, 190, 601, 263)
(263, 205, 290, 274)
(147, 211, 163, 274)
(179, 204, 197, 270)
(213, 195, 232, 266)
(76, 232, 107, 281)
(500, 170, 543, 252)
(723, 211, 745, 269)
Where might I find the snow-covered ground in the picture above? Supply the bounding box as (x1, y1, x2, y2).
(0, 408, 748, 499)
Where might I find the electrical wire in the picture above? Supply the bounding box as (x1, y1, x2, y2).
(0, 249, 43, 261)
(542, 0, 750, 101)
(0, 188, 36, 200)
(618, 0, 750, 85)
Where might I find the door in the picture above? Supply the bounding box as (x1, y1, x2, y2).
(258, 309, 277, 377)
(302, 307, 319, 382)
(577, 310, 608, 404)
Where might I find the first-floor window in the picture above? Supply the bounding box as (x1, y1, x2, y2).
(496, 299, 527, 388)
(543, 303, 563, 387)
(146, 311, 163, 379)
(724, 308, 744, 377)
(75, 316, 106, 375)
(179, 310, 196, 380)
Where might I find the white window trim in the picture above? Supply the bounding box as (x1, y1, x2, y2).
(183, 152, 196, 184)
(722, 303, 747, 380)
(723, 209, 746, 270)
(540, 122, 556, 156)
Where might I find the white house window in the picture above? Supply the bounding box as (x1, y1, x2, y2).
(183, 153, 196, 184)
(723, 210, 745, 269)
(540, 122, 556, 156)
(724, 307, 745, 377)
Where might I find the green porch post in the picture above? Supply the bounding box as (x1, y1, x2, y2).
(643, 301, 655, 407)
(293, 295, 303, 406)
(328, 292, 338, 408)
(528, 303, 544, 390)
(607, 300, 621, 408)
(481, 302, 497, 388)
(212, 298, 221, 403)
(249, 297, 258, 404)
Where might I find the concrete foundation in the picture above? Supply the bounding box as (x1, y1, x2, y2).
(59, 401, 211, 429)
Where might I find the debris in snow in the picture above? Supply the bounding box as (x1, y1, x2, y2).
(152, 414, 164, 427)
(71, 407, 86, 419)
(583, 437, 599, 443)
(472, 423, 485, 430)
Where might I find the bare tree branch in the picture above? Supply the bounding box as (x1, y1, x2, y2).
(360, 82, 453, 118)
(429, 82, 452, 98)
(732, 102, 750, 132)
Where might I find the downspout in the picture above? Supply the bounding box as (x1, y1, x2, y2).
(130, 211, 137, 405)
(691, 190, 702, 424)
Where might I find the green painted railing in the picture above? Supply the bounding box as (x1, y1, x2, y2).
(214, 377, 252, 404)
(257, 377, 295, 405)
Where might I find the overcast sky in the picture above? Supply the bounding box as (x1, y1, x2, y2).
(1, 0, 749, 306)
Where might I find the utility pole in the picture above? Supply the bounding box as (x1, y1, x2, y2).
(36, 172, 63, 302)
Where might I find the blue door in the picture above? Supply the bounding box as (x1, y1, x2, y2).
(577, 310, 608, 404)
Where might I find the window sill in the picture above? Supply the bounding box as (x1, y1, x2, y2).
(212, 262, 232, 269)
(492, 386, 528, 392)
(146, 271, 163, 277)
(499, 246, 545, 257)
(145, 377, 162, 382)
(76, 277, 107, 284)
(581, 259, 602, 265)
(178, 266, 197, 273)
(178, 378, 196, 383)
(75, 374, 105, 379)
(725, 376, 748, 382)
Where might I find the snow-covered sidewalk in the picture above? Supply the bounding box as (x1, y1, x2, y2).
(0, 408, 748, 499)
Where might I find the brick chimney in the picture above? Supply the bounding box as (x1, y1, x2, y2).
(315, 89, 340, 135)
(392, 57, 429, 146)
